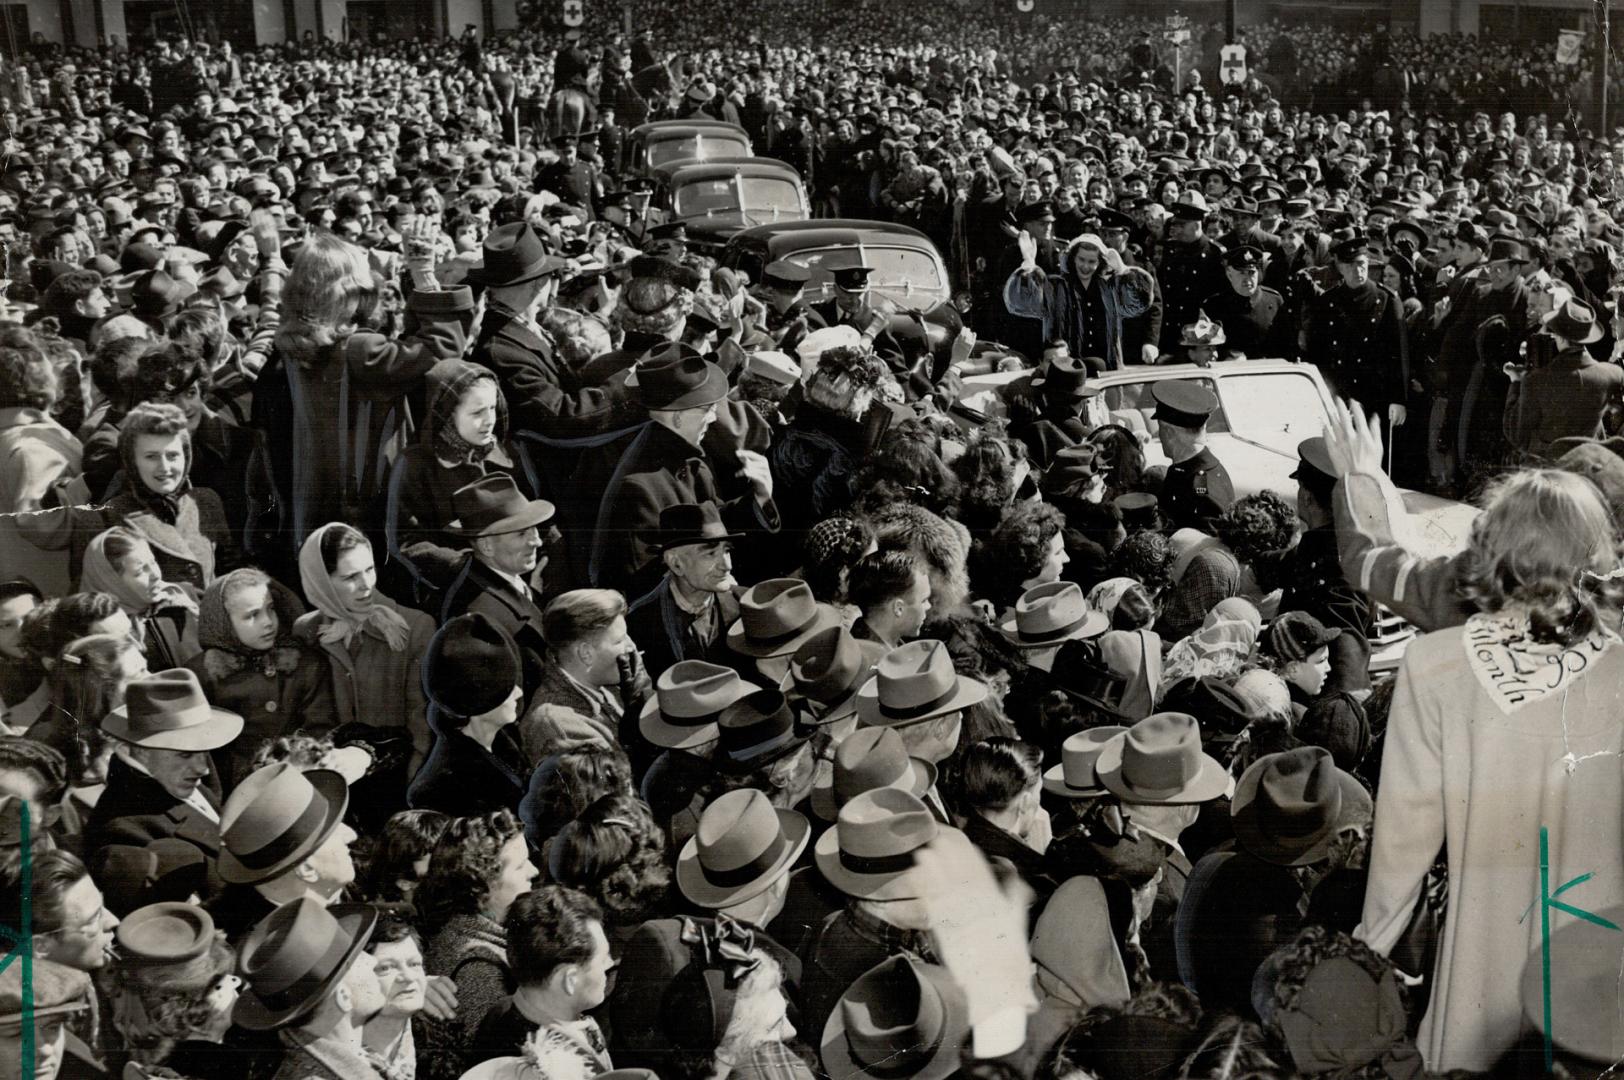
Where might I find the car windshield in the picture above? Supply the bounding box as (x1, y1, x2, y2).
(786, 245, 947, 304)
(674, 175, 804, 221)
(1216, 369, 1328, 456)
(649, 134, 750, 167)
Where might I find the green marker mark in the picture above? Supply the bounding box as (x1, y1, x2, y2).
(1535, 825, 1621, 1073)
(0, 801, 33, 1080)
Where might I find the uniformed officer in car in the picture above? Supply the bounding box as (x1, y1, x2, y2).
(750, 258, 815, 353)
(1200, 245, 1296, 360)
(1153, 380, 1235, 533)
(1280, 435, 1372, 686)
(808, 263, 901, 353)
(1155, 191, 1228, 353)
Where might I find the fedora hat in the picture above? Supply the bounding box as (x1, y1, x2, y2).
(999, 582, 1107, 652)
(631, 343, 728, 411)
(217, 764, 349, 885)
(116, 902, 215, 965)
(814, 786, 950, 900)
(447, 473, 556, 538)
(1486, 236, 1529, 263)
(727, 579, 840, 659)
(1543, 297, 1606, 344)
(856, 640, 988, 729)
(811, 725, 936, 822)
(1030, 354, 1096, 399)
(91, 838, 210, 916)
(103, 668, 244, 751)
(639, 660, 759, 750)
(821, 955, 970, 1080)
(715, 689, 808, 774)
(676, 788, 810, 908)
(1042, 726, 1127, 799)
(656, 501, 745, 553)
(472, 221, 567, 287)
(129, 269, 196, 318)
(791, 625, 871, 724)
(1095, 712, 1231, 805)
(1231, 747, 1371, 866)
(234, 897, 377, 1030)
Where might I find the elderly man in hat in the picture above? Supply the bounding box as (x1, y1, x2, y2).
(1155, 191, 1227, 353)
(236, 897, 387, 1080)
(439, 474, 558, 697)
(589, 345, 778, 595)
(83, 668, 244, 895)
(1507, 298, 1623, 459)
(0, 961, 94, 1080)
(624, 502, 745, 681)
(1200, 245, 1296, 360)
(1305, 236, 1409, 433)
(472, 222, 632, 440)
(1151, 380, 1234, 533)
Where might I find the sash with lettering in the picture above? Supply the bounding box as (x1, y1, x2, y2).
(1462, 610, 1618, 713)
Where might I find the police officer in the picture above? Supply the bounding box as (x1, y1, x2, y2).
(750, 258, 815, 353)
(1200, 245, 1296, 360)
(1156, 191, 1227, 353)
(534, 132, 602, 219)
(1152, 380, 1234, 533)
(1304, 236, 1408, 426)
(1280, 436, 1372, 687)
(808, 263, 900, 351)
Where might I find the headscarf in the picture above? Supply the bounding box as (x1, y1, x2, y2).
(422, 359, 508, 467)
(79, 529, 197, 617)
(297, 525, 412, 653)
(1163, 597, 1262, 684)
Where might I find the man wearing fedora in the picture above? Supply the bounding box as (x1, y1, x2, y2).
(590, 344, 778, 596)
(610, 788, 808, 1073)
(855, 640, 986, 824)
(637, 660, 758, 828)
(235, 897, 388, 1080)
(1507, 298, 1622, 459)
(439, 474, 558, 698)
(623, 501, 745, 681)
(208, 763, 356, 942)
(84, 668, 244, 898)
(999, 581, 1106, 674)
(471, 222, 633, 441)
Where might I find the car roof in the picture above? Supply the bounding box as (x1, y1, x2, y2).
(1090, 359, 1311, 385)
(633, 120, 750, 138)
(656, 157, 801, 183)
(731, 217, 936, 255)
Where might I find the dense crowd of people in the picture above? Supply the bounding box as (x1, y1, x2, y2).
(4, 5, 1624, 1080)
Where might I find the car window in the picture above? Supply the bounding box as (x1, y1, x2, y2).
(1099, 377, 1229, 437)
(649, 134, 750, 167)
(674, 176, 804, 220)
(738, 176, 804, 214)
(785, 245, 947, 304)
(675, 178, 738, 217)
(1216, 370, 1327, 456)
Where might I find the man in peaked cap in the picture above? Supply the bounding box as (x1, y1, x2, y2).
(1152, 381, 1235, 533)
(1155, 190, 1227, 352)
(1279, 436, 1374, 689)
(1305, 234, 1410, 438)
(1199, 245, 1296, 360)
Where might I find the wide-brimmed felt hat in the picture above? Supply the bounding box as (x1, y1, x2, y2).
(103, 668, 244, 751)
(856, 640, 988, 728)
(1043, 725, 1127, 799)
(472, 221, 567, 287)
(1158, 676, 1256, 740)
(655, 501, 745, 553)
(1231, 747, 1370, 866)
(447, 473, 555, 538)
(814, 786, 953, 900)
(715, 688, 808, 773)
(812, 725, 936, 822)
(234, 897, 377, 1031)
(1543, 297, 1606, 344)
(116, 902, 216, 965)
(1030, 353, 1097, 399)
(1486, 236, 1529, 263)
(631, 343, 729, 411)
(640, 660, 759, 750)
(1095, 712, 1231, 805)
(727, 578, 841, 659)
(92, 838, 210, 917)
(821, 955, 970, 1080)
(676, 787, 810, 908)
(129, 268, 197, 318)
(1000, 581, 1107, 653)
(791, 625, 871, 724)
(218, 764, 349, 885)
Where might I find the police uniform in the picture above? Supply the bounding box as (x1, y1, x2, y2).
(807, 265, 903, 357)
(1200, 246, 1296, 360)
(1304, 238, 1409, 412)
(535, 140, 603, 218)
(1152, 381, 1234, 533)
(1280, 437, 1373, 686)
(750, 259, 816, 354)
(1156, 207, 1228, 352)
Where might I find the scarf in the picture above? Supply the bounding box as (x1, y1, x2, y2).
(297, 525, 412, 653)
(79, 530, 197, 617)
(1462, 608, 1620, 713)
(1164, 602, 1262, 685)
(423, 360, 508, 467)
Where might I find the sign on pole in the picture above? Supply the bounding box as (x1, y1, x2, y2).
(562, 0, 584, 27)
(1557, 28, 1584, 66)
(1220, 43, 1247, 84)
(1015, 0, 1036, 12)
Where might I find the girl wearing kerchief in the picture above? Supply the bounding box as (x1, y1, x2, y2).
(296, 523, 436, 778)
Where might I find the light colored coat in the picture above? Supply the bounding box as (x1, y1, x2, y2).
(1357, 622, 1624, 1072)
(0, 406, 81, 595)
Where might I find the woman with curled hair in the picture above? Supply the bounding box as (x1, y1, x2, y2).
(518, 747, 634, 853)
(252, 232, 468, 566)
(31, 633, 143, 808)
(545, 793, 671, 942)
(105, 908, 239, 1073)
(976, 501, 1069, 612)
(357, 808, 450, 911)
(1359, 468, 1624, 1072)
(0, 325, 83, 596)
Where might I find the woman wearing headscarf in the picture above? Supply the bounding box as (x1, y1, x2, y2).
(295, 523, 436, 779)
(78, 526, 201, 671)
(1162, 597, 1263, 686)
(385, 359, 533, 600)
